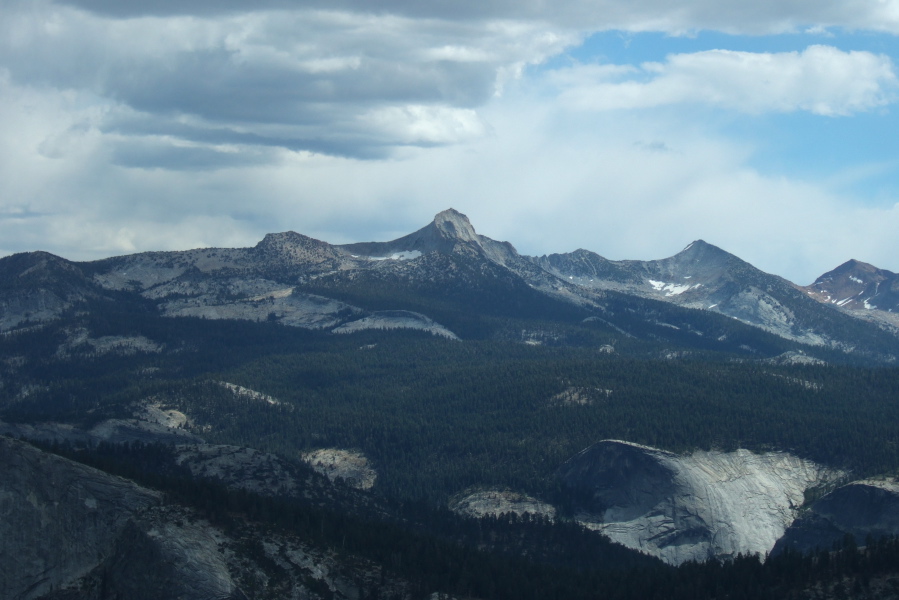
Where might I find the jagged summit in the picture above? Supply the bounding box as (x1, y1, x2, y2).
(339, 208, 518, 265)
(432, 208, 479, 244)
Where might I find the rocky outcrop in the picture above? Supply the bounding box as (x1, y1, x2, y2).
(332, 310, 459, 339)
(162, 288, 362, 330)
(557, 440, 843, 565)
(339, 208, 518, 268)
(82, 507, 245, 600)
(0, 252, 99, 332)
(175, 444, 307, 497)
(0, 436, 411, 600)
(0, 402, 202, 447)
(0, 436, 161, 599)
(774, 479, 899, 555)
(302, 449, 377, 491)
(449, 490, 556, 520)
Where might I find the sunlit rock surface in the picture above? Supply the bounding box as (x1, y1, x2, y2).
(449, 489, 556, 520)
(332, 310, 458, 339)
(302, 448, 378, 490)
(558, 440, 843, 565)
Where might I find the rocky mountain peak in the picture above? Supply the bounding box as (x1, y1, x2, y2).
(253, 230, 342, 268)
(255, 230, 327, 251)
(814, 259, 888, 285)
(803, 258, 899, 319)
(339, 208, 519, 266)
(672, 240, 731, 263)
(432, 208, 479, 244)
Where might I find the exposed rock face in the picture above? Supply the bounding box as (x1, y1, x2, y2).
(547, 386, 612, 406)
(302, 449, 377, 490)
(557, 440, 842, 565)
(175, 444, 306, 497)
(803, 259, 899, 332)
(0, 436, 160, 599)
(0, 437, 412, 600)
(55, 328, 164, 358)
(774, 479, 899, 555)
(539, 241, 848, 348)
(89, 508, 244, 600)
(765, 351, 827, 366)
(339, 208, 518, 267)
(0, 252, 97, 332)
(0, 403, 202, 447)
(216, 381, 281, 405)
(449, 490, 556, 520)
(162, 288, 362, 330)
(332, 310, 459, 339)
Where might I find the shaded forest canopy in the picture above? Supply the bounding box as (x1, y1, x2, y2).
(3, 315, 899, 504)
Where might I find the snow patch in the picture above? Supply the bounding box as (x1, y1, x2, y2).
(648, 280, 701, 297)
(849, 275, 864, 284)
(367, 250, 422, 261)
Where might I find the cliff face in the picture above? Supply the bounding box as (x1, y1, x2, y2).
(558, 440, 843, 565)
(1, 437, 414, 600)
(774, 479, 899, 555)
(0, 437, 245, 600)
(0, 436, 161, 600)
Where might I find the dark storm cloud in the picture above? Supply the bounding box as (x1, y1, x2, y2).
(0, 3, 509, 165)
(49, 0, 899, 33)
(12, 0, 896, 172)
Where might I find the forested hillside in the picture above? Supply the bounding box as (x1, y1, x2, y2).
(4, 311, 899, 504)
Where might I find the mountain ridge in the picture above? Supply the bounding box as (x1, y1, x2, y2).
(2, 208, 898, 363)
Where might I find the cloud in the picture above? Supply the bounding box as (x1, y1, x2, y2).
(0, 2, 574, 164)
(48, 0, 899, 35)
(555, 46, 899, 115)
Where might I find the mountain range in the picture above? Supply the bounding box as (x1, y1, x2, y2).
(2, 208, 898, 363)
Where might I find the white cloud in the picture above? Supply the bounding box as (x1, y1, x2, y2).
(0, 2, 577, 162)
(555, 46, 899, 115)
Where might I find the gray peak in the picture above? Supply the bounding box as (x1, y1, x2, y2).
(816, 258, 893, 283)
(432, 208, 478, 243)
(673, 239, 730, 261)
(340, 208, 518, 265)
(255, 230, 327, 250)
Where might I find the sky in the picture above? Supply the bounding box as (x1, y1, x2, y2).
(3, 1, 899, 284)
